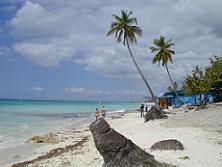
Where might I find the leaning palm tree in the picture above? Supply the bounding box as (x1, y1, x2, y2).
(107, 10, 155, 101)
(150, 36, 180, 104)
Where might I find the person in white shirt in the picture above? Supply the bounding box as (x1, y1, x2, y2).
(101, 106, 106, 118)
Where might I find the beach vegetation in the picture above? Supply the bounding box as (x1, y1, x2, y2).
(182, 65, 209, 104)
(182, 55, 222, 103)
(107, 10, 155, 101)
(161, 163, 178, 167)
(205, 55, 222, 102)
(179, 156, 190, 160)
(150, 36, 180, 103)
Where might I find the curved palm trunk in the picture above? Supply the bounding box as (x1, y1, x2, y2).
(165, 64, 180, 105)
(126, 38, 155, 101)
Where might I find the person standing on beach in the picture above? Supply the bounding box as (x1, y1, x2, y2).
(101, 106, 106, 118)
(145, 105, 148, 112)
(140, 104, 144, 117)
(95, 108, 100, 120)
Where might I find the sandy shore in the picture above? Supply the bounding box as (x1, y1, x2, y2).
(6, 103, 222, 167)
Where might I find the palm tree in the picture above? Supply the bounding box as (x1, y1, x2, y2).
(150, 36, 180, 103)
(107, 10, 155, 101)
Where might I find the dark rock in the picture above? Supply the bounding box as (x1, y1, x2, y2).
(144, 106, 168, 122)
(187, 105, 196, 110)
(150, 139, 184, 151)
(195, 105, 207, 111)
(90, 118, 169, 167)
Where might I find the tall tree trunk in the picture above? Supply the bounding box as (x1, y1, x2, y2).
(126, 38, 155, 101)
(165, 64, 180, 104)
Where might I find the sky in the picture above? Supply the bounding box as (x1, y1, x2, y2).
(0, 0, 222, 101)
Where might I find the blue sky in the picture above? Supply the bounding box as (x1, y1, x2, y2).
(1, 0, 222, 101)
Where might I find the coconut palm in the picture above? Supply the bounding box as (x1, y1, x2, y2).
(150, 36, 180, 103)
(107, 10, 155, 101)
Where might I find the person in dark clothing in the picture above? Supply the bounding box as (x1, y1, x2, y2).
(145, 105, 148, 112)
(140, 104, 144, 117)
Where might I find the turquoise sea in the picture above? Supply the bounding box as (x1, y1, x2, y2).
(0, 99, 139, 149)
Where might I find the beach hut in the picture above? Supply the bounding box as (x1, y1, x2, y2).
(159, 90, 216, 109)
(159, 91, 182, 108)
(159, 90, 197, 108)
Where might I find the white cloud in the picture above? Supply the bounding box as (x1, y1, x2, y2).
(65, 87, 84, 94)
(123, 90, 145, 95)
(14, 42, 74, 67)
(33, 86, 43, 91)
(8, 0, 222, 95)
(65, 87, 111, 95)
(65, 86, 145, 97)
(10, 1, 61, 37)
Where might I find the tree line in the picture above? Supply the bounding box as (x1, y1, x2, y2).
(182, 56, 222, 103)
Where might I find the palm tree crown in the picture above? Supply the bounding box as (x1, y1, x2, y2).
(107, 10, 142, 45)
(150, 36, 175, 66)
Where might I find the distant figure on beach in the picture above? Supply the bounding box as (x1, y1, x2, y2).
(95, 108, 100, 120)
(140, 104, 144, 117)
(101, 106, 106, 118)
(145, 105, 148, 112)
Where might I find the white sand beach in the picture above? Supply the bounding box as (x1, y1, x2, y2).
(6, 103, 222, 167)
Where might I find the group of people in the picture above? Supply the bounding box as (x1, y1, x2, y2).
(139, 104, 148, 117)
(95, 104, 147, 120)
(95, 106, 106, 120)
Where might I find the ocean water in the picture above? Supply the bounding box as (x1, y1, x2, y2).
(0, 99, 139, 149)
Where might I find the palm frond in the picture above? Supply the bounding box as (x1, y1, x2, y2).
(153, 39, 162, 47)
(128, 17, 137, 24)
(150, 47, 159, 53)
(168, 55, 173, 64)
(112, 14, 122, 22)
(107, 28, 115, 36)
(107, 26, 119, 36)
(110, 21, 119, 29)
(123, 32, 127, 45)
(117, 29, 123, 43)
(152, 54, 161, 64)
(129, 11, 133, 15)
(131, 26, 142, 36)
(168, 49, 175, 54)
(114, 28, 121, 38)
(122, 10, 128, 21)
(165, 42, 174, 48)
